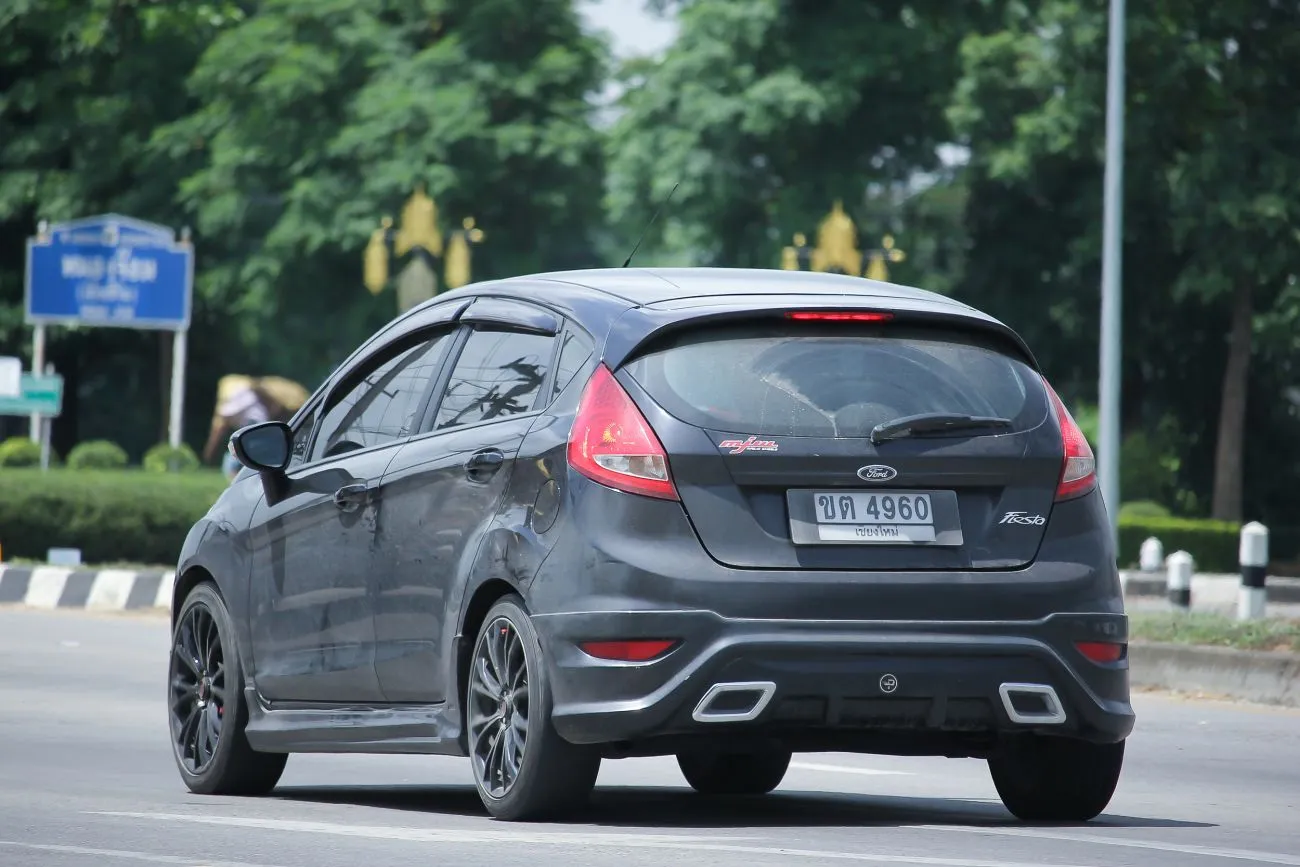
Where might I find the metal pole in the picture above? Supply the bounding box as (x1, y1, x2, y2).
(169, 328, 187, 449)
(1098, 0, 1126, 542)
(29, 323, 45, 442)
(39, 416, 51, 471)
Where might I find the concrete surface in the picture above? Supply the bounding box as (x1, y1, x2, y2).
(0, 564, 175, 611)
(1121, 569, 1300, 607)
(2, 607, 1300, 867)
(1129, 642, 1300, 707)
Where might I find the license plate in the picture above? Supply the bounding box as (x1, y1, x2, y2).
(786, 489, 963, 546)
(811, 491, 934, 542)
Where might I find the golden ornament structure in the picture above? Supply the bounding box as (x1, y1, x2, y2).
(865, 234, 907, 282)
(779, 201, 906, 282)
(363, 182, 484, 312)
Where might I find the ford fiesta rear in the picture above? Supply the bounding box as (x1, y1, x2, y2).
(535, 304, 1133, 824)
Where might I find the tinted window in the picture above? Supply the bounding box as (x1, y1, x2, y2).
(625, 323, 1046, 438)
(551, 328, 594, 401)
(434, 328, 556, 430)
(313, 332, 452, 460)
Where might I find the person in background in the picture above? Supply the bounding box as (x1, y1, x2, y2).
(203, 375, 308, 480)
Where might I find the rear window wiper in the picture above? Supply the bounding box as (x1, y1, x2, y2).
(870, 412, 1013, 444)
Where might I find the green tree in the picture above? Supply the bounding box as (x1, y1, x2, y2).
(605, 0, 994, 269)
(947, 0, 1300, 523)
(154, 0, 611, 390)
(0, 0, 247, 455)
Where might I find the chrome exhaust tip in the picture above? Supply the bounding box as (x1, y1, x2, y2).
(998, 682, 1067, 725)
(691, 681, 777, 723)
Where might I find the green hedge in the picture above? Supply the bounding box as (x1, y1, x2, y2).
(1117, 515, 1241, 573)
(0, 469, 229, 565)
(66, 439, 129, 470)
(0, 437, 43, 467)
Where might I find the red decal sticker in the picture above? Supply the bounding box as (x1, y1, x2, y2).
(718, 436, 779, 455)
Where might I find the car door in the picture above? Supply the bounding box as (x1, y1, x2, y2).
(373, 298, 563, 703)
(246, 326, 455, 704)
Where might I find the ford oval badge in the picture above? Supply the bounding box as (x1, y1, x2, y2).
(857, 464, 898, 482)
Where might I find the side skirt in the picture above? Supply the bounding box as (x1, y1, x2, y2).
(242, 686, 467, 757)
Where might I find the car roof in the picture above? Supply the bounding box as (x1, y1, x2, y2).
(412, 267, 1037, 371)
(534, 267, 971, 308)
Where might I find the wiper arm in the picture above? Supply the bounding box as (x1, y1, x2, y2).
(870, 412, 1013, 444)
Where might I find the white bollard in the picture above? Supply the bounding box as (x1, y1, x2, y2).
(1237, 522, 1269, 621)
(1139, 536, 1163, 572)
(1166, 550, 1193, 609)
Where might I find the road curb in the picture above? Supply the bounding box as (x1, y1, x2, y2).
(1129, 642, 1300, 708)
(1121, 570, 1300, 604)
(0, 564, 174, 612)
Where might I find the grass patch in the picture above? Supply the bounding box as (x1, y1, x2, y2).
(1129, 611, 1300, 653)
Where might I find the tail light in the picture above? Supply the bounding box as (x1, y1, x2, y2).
(1075, 641, 1126, 664)
(1043, 378, 1096, 501)
(568, 364, 679, 500)
(579, 639, 678, 661)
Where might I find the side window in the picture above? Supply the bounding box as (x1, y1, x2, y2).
(289, 404, 319, 467)
(433, 328, 557, 431)
(551, 327, 595, 402)
(312, 331, 452, 460)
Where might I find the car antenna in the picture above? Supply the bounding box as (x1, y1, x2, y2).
(622, 182, 679, 268)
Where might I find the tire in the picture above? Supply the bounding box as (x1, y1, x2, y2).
(988, 735, 1124, 822)
(466, 594, 601, 821)
(167, 582, 288, 796)
(677, 747, 792, 796)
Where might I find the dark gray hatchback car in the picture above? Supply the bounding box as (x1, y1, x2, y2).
(167, 267, 1133, 822)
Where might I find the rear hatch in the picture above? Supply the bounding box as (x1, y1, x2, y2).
(620, 314, 1061, 570)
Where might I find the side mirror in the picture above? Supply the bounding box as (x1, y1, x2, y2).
(229, 421, 293, 474)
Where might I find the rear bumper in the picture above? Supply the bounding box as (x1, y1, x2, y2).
(533, 609, 1134, 753)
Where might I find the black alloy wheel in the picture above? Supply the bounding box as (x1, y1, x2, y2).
(465, 595, 601, 821)
(167, 582, 288, 796)
(170, 599, 227, 774)
(468, 615, 531, 799)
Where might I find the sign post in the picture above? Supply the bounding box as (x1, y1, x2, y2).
(23, 214, 194, 452)
(0, 371, 65, 470)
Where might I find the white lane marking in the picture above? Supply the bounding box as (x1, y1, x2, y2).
(0, 839, 283, 866)
(90, 814, 753, 845)
(88, 812, 1101, 866)
(24, 567, 71, 608)
(790, 761, 911, 776)
(87, 569, 139, 610)
(154, 571, 177, 610)
(916, 824, 1300, 865)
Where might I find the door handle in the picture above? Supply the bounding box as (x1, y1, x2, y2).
(465, 448, 505, 481)
(333, 482, 373, 511)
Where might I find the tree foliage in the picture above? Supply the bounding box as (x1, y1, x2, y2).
(948, 0, 1300, 522)
(2, 0, 1300, 536)
(605, 0, 992, 269)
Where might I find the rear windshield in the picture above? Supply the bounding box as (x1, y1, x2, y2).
(624, 322, 1047, 438)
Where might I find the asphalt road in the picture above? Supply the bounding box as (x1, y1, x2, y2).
(2, 607, 1298, 867)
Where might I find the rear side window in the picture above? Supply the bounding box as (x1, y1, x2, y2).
(433, 327, 556, 430)
(551, 327, 595, 401)
(624, 322, 1046, 438)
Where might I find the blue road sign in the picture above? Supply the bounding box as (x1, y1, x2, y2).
(24, 214, 193, 330)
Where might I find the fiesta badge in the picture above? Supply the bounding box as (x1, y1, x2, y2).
(857, 464, 898, 482)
